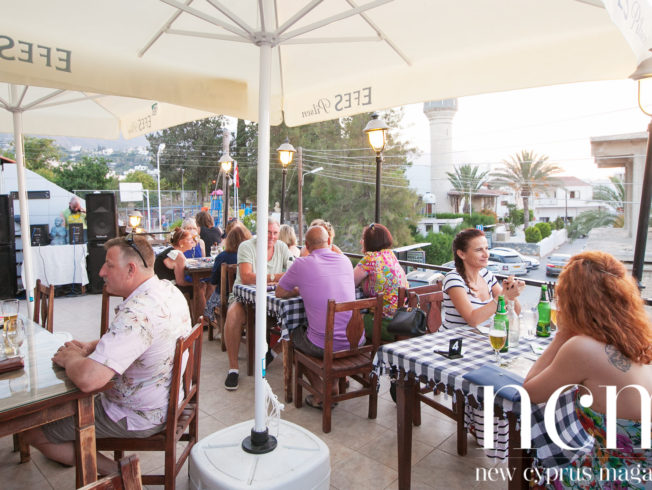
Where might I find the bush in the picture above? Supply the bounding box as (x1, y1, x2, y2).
(525, 226, 542, 243)
(242, 212, 256, 232)
(534, 222, 552, 239)
(423, 232, 454, 266)
(479, 208, 498, 222)
(552, 217, 565, 230)
(506, 205, 534, 226)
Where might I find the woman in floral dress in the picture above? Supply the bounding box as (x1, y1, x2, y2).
(524, 251, 652, 489)
(353, 223, 407, 341)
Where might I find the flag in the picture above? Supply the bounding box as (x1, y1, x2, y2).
(234, 161, 239, 188)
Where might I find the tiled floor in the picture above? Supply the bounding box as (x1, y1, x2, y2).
(1, 293, 508, 489)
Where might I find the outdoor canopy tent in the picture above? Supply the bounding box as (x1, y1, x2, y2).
(1, 0, 646, 475)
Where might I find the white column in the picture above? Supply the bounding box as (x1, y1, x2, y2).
(424, 99, 458, 214)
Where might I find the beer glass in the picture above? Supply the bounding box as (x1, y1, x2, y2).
(4, 318, 25, 356)
(550, 299, 558, 331)
(2, 299, 19, 333)
(488, 322, 507, 365)
(210, 243, 220, 258)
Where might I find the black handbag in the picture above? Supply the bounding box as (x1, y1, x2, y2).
(386, 306, 427, 337)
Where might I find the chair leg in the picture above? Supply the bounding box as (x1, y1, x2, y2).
(113, 450, 124, 461)
(219, 318, 227, 352)
(413, 384, 422, 427)
(14, 433, 30, 463)
(208, 319, 214, 341)
(322, 377, 332, 434)
(338, 377, 347, 395)
(368, 375, 378, 420)
(164, 442, 177, 490)
(283, 340, 293, 403)
(294, 363, 303, 408)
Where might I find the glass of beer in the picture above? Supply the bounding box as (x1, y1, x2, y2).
(2, 299, 19, 332)
(550, 299, 558, 331)
(488, 323, 507, 365)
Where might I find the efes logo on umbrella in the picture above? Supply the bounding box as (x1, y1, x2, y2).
(300, 86, 372, 120)
(0, 34, 72, 73)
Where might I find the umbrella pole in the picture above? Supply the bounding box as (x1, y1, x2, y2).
(242, 37, 277, 455)
(10, 85, 34, 316)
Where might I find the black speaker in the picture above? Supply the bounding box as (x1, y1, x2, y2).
(87, 240, 107, 294)
(0, 195, 15, 245)
(30, 224, 50, 246)
(86, 193, 118, 241)
(0, 245, 17, 299)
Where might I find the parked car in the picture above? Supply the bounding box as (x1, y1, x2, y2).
(546, 253, 571, 277)
(492, 247, 540, 270)
(441, 260, 501, 274)
(488, 249, 528, 276)
(406, 269, 445, 288)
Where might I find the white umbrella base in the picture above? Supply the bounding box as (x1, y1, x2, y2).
(189, 419, 330, 490)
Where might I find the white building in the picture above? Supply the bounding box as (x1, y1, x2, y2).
(532, 176, 601, 223)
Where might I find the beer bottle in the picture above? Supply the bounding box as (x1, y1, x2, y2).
(536, 284, 551, 337)
(495, 295, 509, 352)
(506, 299, 520, 347)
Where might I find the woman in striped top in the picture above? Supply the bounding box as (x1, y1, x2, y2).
(443, 228, 524, 330)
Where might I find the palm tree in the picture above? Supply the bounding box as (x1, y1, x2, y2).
(446, 164, 490, 214)
(492, 150, 561, 230)
(593, 175, 625, 215)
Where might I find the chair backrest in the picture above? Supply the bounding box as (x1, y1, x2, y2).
(33, 279, 54, 332)
(101, 284, 123, 336)
(408, 290, 444, 333)
(322, 295, 383, 366)
(81, 454, 142, 490)
(164, 322, 203, 437)
(397, 282, 442, 308)
(219, 263, 238, 305)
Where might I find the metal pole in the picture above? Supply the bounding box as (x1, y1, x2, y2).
(10, 85, 34, 316)
(280, 167, 287, 225)
(156, 151, 161, 230)
(181, 168, 185, 218)
(146, 189, 151, 232)
(632, 120, 652, 288)
(223, 174, 230, 231)
(297, 147, 304, 245)
(375, 152, 382, 223)
(565, 189, 568, 226)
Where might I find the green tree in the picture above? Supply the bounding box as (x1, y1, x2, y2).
(593, 175, 625, 214)
(492, 150, 561, 230)
(146, 116, 230, 204)
(53, 156, 116, 193)
(525, 226, 542, 243)
(567, 209, 619, 240)
(422, 232, 453, 265)
(123, 170, 159, 190)
(3, 137, 63, 179)
(446, 164, 489, 214)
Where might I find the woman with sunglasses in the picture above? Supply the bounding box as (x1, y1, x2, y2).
(353, 223, 407, 341)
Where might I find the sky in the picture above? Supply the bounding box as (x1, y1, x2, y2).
(399, 79, 651, 194)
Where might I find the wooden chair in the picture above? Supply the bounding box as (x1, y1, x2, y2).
(397, 282, 442, 309)
(100, 284, 124, 336)
(208, 263, 237, 350)
(293, 295, 383, 433)
(96, 322, 203, 490)
(407, 289, 443, 334)
(33, 279, 54, 332)
(81, 454, 142, 490)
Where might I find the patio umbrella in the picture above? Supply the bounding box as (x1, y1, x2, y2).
(1, 0, 639, 451)
(0, 83, 216, 316)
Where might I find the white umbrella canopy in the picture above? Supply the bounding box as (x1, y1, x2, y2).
(1, 0, 640, 461)
(1, 0, 635, 126)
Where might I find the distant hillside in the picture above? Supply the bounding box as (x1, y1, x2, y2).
(0, 133, 148, 151)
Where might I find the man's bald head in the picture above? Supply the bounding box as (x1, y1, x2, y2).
(305, 226, 329, 252)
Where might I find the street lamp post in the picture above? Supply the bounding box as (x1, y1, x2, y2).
(219, 154, 233, 229)
(277, 138, 296, 224)
(156, 143, 165, 230)
(363, 113, 389, 223)
(181, 168, 185, 217)
(629, 58, 652, 289)
(298, 166, 323, 245)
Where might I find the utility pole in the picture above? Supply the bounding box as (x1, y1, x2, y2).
(297, 147, 304, 245)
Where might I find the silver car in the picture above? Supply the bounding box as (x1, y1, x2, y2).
(488, 249, 528, 276)
(492, 247, 540, 270)
(441, 260, 501, 274)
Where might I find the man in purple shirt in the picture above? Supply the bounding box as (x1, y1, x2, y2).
(276, 225, 358, 407)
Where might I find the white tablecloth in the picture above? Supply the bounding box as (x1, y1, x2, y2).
(22, 244, 89, 289)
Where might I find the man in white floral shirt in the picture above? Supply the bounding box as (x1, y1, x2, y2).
(23, 235, 191, 475)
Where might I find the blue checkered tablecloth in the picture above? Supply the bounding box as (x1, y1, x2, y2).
(374, 329, 587, 462)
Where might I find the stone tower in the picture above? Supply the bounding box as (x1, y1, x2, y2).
(423, 99, 458, 214)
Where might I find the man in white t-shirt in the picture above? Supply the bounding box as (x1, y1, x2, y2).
(223, 218, 290, 390)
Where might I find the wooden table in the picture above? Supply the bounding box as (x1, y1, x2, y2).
(0, 317, 108, 487)
(184, 257, 214, 324)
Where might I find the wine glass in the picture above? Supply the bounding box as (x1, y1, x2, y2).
(210, 243, 219, 258)
(488, 322, 507, 365)
(5, 318, 25, 356)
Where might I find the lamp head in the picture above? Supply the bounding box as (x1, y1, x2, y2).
(631, 55, 652, 117)
(363, 112, 389, 153)
(277, 138, 296, 168)
(219, 153, 233, 174)
(128, 210, 143, 228)
(157, 143, 166, 153)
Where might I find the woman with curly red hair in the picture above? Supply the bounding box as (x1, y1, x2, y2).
(524, 251, 651, 487)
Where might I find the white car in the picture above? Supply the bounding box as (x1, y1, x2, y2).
(488, 249, 528, 276)
(406, 269, 445, 288)
(441, 260, 501, 274)
(492, 247, 539, 270)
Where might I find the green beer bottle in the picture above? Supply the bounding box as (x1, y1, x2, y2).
(495, 295, 509, 352)
(536, 284, 551, 337)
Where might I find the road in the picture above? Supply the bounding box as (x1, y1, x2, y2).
(517, 237, 587, 308)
